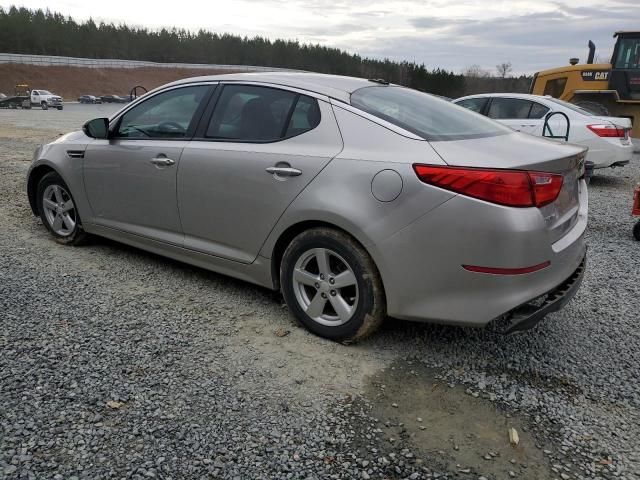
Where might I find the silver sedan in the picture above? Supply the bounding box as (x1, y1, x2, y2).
(26, 73, 588, 342)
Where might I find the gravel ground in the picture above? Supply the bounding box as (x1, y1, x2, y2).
(1, 106, 639, 480)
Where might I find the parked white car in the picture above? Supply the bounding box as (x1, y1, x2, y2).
(454, 93, 633, 169)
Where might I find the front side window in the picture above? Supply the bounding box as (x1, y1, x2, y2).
(350, 86, 510, 141)
(206, 85, 320, 142)
(487, 98, 533, 120)
(116, 85, 209, 139)
(543, 78, 567, 98)
(455, 97, 488, 114)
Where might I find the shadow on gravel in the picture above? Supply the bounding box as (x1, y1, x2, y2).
(588, 174, 629, 188)
(85, 234, 279, 300)
(77, 228, 583, 401)
(374, 317, 584, 397)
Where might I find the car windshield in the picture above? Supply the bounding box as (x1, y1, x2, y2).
(350, 86, 511, 141)
(40, 90, 52, 95)
(545, 97, 595, 116)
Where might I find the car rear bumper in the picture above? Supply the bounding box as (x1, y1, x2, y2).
(501, 255, 585, 333)
(587, 140, 634, 168)
(371, 187, 587, 327)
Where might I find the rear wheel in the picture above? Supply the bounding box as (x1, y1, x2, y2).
(36, 172, 87, 245)
(633, 221, 640, 241)
(280, 228, 385, 342)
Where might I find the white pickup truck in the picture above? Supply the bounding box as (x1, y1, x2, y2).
(30, 90, 63, 110)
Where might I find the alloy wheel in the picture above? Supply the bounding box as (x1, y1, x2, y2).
(42, 184, 77, 236)
(292, 248, 359, 326)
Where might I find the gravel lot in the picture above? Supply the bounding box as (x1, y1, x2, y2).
(1, 105, 639, 480)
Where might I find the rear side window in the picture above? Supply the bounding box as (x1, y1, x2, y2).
(351, 86, 510, 141)
(487, 98, 532, 119)
(455, 97, 488, 114)
(529, 102, 550, 119)
(206, 85, 320, 142)
(543, 78, 567, 97)
(286, 95, 321, 137)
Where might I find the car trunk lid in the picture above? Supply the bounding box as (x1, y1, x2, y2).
(428, 132, 587, 244)
(591, 115, 632, 129)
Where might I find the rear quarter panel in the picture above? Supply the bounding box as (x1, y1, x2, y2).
(259, 104, 456, 289)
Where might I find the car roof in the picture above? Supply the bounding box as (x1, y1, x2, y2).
(164, 72, 379, 103)
(455, 93, 548, 102)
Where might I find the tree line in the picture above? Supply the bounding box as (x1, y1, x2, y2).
(0, 6, 531, 97)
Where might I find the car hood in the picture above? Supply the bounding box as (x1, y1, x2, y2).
(429, 131, 587, 173)
(51, 130, 88, 144)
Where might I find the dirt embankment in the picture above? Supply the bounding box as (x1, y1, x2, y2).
(0, 63, 238, 99)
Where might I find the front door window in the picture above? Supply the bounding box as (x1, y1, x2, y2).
(116, 85, 209, 139)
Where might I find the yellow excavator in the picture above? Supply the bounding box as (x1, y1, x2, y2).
(530, 31, 640, 138)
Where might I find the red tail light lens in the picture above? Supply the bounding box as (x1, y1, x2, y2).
(529, 172, 564, 207)
(587, 124, 626, 138)
(413, 165, 563, 208)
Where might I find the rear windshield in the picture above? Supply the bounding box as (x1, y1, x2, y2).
(350, 86, 511, 141)
(545, 97, 594, 116)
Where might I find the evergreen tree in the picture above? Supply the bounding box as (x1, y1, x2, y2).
(0, 6, 473, 97)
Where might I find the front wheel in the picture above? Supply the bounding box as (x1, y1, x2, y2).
(634, 221, 640, 241)
(36, 172, 87, 245)
(41, 102, 48, 110)
(280, 228, 385, 342)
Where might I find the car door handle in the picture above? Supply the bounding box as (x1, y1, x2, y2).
(150, 157, 175, 166)
(266, 166, 302, 177)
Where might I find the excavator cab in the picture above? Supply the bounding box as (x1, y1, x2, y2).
(609, 32, 640, 100)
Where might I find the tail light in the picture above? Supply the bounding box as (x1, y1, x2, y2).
(413, 165, 563, 208)
(587, 124, 626, 138)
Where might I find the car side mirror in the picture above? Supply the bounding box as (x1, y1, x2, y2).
(83, 118, 109, 139)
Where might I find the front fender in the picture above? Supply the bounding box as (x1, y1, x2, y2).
(27, 133, 91, 220)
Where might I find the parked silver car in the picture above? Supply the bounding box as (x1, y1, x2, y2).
(26, 73, 588, 341)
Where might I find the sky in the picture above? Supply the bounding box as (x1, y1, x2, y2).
(2, 0, 638, 74)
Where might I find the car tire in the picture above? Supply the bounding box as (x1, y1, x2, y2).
(633, 221, 640, 241)
(57, 106, 63, 110)
(280, 227, 385, 343)
(41, 101, 48, 110)
(36, 172, 87, 246)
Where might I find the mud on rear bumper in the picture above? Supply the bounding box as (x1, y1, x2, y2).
(500, 255, 586, 334)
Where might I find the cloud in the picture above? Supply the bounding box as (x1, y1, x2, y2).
(362, 1, 637, 73)
(1, 0, 636, 74)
